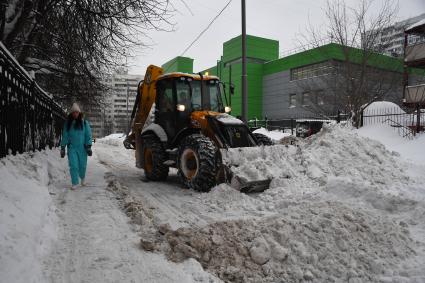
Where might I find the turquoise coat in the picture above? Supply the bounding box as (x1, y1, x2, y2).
(61, 119, 92, 185)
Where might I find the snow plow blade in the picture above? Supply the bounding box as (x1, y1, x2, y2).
(230, 175, 272, 193)
(220, 147, 276, 193)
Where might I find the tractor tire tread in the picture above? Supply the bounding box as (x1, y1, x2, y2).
(178, 134, 216, 192)
(143, 137, 169, 181)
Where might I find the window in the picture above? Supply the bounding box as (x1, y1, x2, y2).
(290, 61, 334, 81)
(157, 80, 174, 112)
(289, 94, 296, 108)
(176, 79, 191, 111)
(302, 92, 310, 107)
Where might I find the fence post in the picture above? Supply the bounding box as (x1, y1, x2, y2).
(359, 109, 364, 128)
(291, 119, 295, 136)
(416, 104, 420, 136)
(265, 116, 268, 130)
(31, 82, 36, 152)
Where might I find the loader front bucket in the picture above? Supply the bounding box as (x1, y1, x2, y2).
(230, 175, 272, 193)
(219, 148, 273, 193)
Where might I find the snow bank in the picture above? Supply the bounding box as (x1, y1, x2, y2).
(165, 202, 415, 282)
(252, 127, 291, 141)
(0, 149, 67, 282)
(97, 133, 126, 146)
(223, 124, 409, 191)
(357, 124, 425, 165)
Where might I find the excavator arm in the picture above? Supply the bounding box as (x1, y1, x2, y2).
(124, 65, 164, 148)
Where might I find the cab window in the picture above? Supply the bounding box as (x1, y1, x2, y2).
(176, 79, 191, 111)
(157, 80, 174, 112)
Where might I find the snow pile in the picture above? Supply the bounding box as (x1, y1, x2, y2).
(0, 149, 67, 283)
(252, 127, 291, 141)
(223, 124, 409, 193)
(97, 133, 125, 146)
(222, 144, 303, 184)
(192, 184, 269, 219)
(164, 202, 415, 283)
(357, 124, 425, 165)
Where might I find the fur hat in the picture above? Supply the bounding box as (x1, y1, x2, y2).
(70, 102, 81, 113)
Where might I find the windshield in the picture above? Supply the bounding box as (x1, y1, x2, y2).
(190, 80, 225, 112)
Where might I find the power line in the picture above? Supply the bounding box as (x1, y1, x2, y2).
(180, 0, 233, 56)
(164, 0, 233, 73)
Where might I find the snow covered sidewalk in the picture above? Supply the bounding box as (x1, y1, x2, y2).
(0, 147, 218, 283)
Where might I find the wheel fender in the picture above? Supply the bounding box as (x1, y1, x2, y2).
(171, 127, 201, 148)
(141, 123, 168, 142)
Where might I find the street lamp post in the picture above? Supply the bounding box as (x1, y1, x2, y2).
(241, 0, 248, 122)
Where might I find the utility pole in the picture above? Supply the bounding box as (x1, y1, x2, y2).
(241, 0, 248, 122)
(125, 54, 130, 135)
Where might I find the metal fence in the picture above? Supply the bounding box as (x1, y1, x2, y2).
(0, 42, 66, 158)
(360, 106, 424, 139)
(248, 112, 349, 134)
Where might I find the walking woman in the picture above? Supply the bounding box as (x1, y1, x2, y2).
(60, 103, 93, 189)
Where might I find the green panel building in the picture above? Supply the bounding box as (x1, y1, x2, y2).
(162, 35, 411, 119)
(162, 56, 194, 73)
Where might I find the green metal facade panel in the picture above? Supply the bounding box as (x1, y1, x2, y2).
(215, 62, 263, 119)
(162, 56, 194, 73)
(263, 43, 405, 75)
(223, 35, 279, 63)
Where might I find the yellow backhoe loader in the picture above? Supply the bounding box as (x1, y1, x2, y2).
(124, 65, 273, 193)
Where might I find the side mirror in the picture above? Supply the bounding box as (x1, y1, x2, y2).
(230, 84, 235, 95)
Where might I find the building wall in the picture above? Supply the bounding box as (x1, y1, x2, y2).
(263, 62, 404, 119)
(84, 104, 104, 138)
(162, 56, 194, 73)
(201, 35, 279, 119)
(263, 70, 336, 119)
(166, 35, 415, 120)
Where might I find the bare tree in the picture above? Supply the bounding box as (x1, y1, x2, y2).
(0, 0, 173, 107)
(297, 0, 401, 126)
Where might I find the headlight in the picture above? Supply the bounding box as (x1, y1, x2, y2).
(177, 104, 185, 112)
(224, 106, 231, 113)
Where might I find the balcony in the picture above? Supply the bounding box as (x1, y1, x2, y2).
(404, 84, 425, 104)
(405, 42, 425, 65)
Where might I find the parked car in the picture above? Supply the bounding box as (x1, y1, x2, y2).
(296, 119, 334, 138)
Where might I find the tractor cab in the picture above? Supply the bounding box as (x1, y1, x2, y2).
(154, 74, 233, 146)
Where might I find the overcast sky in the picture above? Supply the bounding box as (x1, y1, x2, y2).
(128, 0, 425, 75)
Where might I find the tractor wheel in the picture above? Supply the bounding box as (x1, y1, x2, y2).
(178, 134, 217, 192)
(253, 133, 274, 146)
(143, 137, 169, 181)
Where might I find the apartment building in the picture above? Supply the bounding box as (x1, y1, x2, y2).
(367, 13, 425, 57)
(102, 68, 143, 134)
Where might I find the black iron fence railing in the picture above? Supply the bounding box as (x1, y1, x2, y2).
(248, 112, 348, 135)
(0, 42, 66, 158)
(360, 106, 424, 137)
